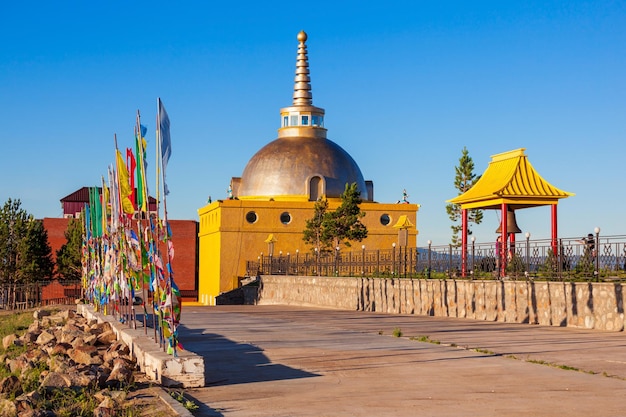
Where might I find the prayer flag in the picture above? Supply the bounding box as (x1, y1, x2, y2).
(158, 98, 171, 195)
(116, 149, 135, 215)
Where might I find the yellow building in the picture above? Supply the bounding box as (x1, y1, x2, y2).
(197, 31, 420, 305)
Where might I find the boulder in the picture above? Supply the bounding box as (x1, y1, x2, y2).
(39, 372, 71, 392)
(35, 331, 55, 346)
(68, 345, 102, 366)
(0, 376, 22, 397)
(1, 335, 17, 350)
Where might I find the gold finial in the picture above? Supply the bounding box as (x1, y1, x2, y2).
(293, 31, 312, 106)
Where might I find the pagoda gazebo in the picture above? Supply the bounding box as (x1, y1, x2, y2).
(447, 148, 574, 276)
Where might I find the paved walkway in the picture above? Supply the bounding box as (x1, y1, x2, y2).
(178, 305, 626, 417)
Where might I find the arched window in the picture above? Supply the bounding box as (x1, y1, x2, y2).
(309, 176, 323, 201)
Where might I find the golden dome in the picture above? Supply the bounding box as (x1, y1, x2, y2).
(236, 31, 371, 201)
(238, 135, 368, 199)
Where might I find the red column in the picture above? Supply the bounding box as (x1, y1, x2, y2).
(461, 208, 468, 277)
(501, 203, 508, 277)
(551, 204, 558, 255)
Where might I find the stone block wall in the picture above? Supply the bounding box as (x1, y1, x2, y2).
(258, 276, 626, 331)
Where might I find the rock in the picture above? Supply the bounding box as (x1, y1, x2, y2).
(0, 376, 22, 397)
(49, 342, 73, 357)
(96, 330, 118, 346)
(39, 372, 71, 392)
(93, 396, 116, 417)
(14, 391, 41, 415)
(68, 345, 102, 366)
(32, 310, 51, 320)
(103, 341, 130, 364)
(35, 331, 55, 346)
(2, 334, 17, 350)
(0, 398, 17, 417)
(7, 357, 28, 374)
(105, 358, 134, 388)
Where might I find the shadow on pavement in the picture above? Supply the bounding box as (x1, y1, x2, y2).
(178, 326, 320, 387)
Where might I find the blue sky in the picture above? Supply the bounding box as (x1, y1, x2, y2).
(1, 1, 624, 245)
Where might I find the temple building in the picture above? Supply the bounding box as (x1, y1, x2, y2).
(197, 31, 420, 305)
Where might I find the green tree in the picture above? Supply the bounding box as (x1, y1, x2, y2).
(303, 197, 331, 253)
(322, 183, 368, 249)
(0, 198, 53, 285)
(303, 183, 369, 252)
(56, 218, 83, 280)
(446, 147, 483, 246)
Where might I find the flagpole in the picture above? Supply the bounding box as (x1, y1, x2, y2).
(157, 97, 180, 356)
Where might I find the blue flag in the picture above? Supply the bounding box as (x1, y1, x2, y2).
(158, 98, 171, 195)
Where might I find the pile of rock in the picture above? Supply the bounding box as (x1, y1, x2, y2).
(0, 309, 137, 417)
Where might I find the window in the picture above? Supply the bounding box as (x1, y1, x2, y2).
(312, 115, 319, 126)
(290, 115, 298, 126)
(280, 212, 292, 225)
(246, 211, 258, 224)
(380, 214, 391, 226)
(301, 115, 309, 126)
(283, 115, 288, 127)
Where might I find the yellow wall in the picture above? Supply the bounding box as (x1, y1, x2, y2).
(197, 199, 419, 304)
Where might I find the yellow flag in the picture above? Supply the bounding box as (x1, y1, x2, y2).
(116, 149, 135, 215)
(101, 176, 109, 234)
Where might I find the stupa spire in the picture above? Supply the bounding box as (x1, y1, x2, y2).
(293, 31, 313, 106)
(278, 31, 326, 139)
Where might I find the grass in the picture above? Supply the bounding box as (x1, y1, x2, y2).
(0, 311, 34, 340)
(392, 327, 403, 337)
(409, 335, 441, 344)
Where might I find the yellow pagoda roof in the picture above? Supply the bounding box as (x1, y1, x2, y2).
(447, 148, 574, 210)
(392, 215, 415, 229)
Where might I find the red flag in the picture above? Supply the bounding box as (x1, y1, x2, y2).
(126, 148, 137, 212)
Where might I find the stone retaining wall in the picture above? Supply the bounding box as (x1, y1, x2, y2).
(258, 276, 626, 331)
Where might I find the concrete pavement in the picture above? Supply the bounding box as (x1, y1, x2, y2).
(178, 305, 626, 416)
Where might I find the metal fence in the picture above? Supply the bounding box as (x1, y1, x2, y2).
(246, 235, 626, 281)
(0, 280, 82, 310)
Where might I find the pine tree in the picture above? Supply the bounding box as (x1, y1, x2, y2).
(303, 197, 331, 253)
(0, 198, 53, 284)
(322, 183, 368, 249)
(19, 219, 54, 282)
(56, 218, 83, 280)
(446, 147, 483, 246)
(303, 183, 368, 252)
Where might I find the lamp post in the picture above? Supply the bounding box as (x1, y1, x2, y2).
(361, 245, 366, 276)
(295, 249, 299, 276)
(427, 240, 432, 279)
(525, 232, 530, 279)
(314, 247, 319, 276)
(594, 226, 600, 281)
(392, 242, 396, 275)
(335, 246, 340, 276)
(260, 252, 264, 275)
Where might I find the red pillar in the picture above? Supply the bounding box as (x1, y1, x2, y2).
(461, 208, 468, 277)
(500, 203, 508, 277)
(551, 204, 558, 255)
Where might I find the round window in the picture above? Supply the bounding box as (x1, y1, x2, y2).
(380, 214, 391, 226)
(280, 212, 292, 225)
(246, 211, 258, 224)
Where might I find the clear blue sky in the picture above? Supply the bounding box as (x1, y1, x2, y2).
(1, 1, 624, 245)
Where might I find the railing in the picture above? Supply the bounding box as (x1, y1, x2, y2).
(246, 235, 626, 281)
(0, 280, 82, 310)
